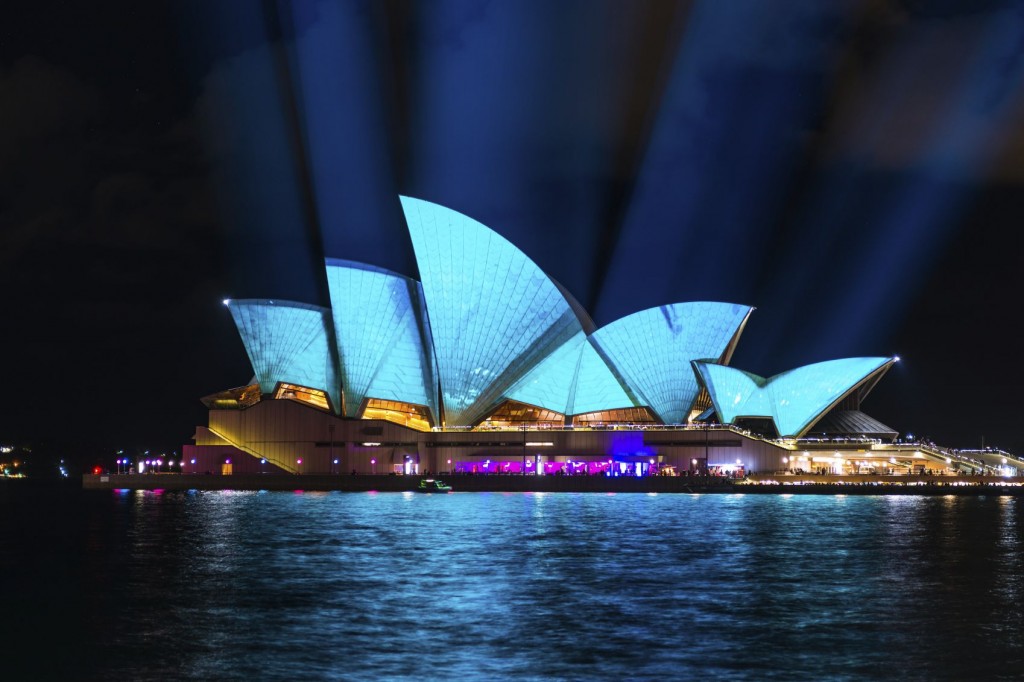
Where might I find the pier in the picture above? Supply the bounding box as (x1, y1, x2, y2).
(82, 473, 1024, 495)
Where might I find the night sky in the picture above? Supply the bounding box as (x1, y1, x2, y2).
(2, 0, 1022, 463)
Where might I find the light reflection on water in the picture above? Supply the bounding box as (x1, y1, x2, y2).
(6, 490, 1024, 680)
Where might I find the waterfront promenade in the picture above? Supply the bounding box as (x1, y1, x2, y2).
(81, 472, 1024, 495)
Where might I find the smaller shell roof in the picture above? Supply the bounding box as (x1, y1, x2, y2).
(805, 410, 898, 441)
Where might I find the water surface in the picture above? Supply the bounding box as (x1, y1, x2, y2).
(4, 488, 1023, 680)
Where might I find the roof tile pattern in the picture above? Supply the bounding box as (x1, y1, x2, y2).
(590, 303, 752, 424)
(505, 331, 587, 415)
(694, 357, 895, 437)
(325, 260, 436, 419)
(227, 300, 340, 413)
(220, 198, 891, 433)
(401, 196, 583, 426)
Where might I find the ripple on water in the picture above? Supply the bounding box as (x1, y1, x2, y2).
(5, 490, 1024, 680)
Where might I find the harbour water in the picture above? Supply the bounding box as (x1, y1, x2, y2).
(4, 486, 1024, 680)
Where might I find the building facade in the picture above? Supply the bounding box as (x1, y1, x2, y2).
(188, 196, 948, 477)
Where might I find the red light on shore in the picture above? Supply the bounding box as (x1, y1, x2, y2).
(93, 466, 102, 475)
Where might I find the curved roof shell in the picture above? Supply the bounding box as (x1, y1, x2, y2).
(590, 302, 753, 424)
(221, 197, 891, 432)
(226, 299, 341, 413)
(504, 330, 587, 416)
(324, 259, 437, 420)
(694, 357, 896, 437)
(401, 196, 584, 426)
(567, 337, 637, 416)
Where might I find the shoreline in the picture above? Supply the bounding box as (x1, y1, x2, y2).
(76, 473, 1024, 496)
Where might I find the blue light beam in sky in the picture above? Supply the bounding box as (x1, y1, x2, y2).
(593, 0, 855, 325)
(279, 0, 415, 277)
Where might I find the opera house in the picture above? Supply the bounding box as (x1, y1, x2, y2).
(185, 197, 997, 478)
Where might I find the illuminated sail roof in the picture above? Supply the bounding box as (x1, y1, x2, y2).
(401, 195, 583, 426)
(225, 299, 341, 413)
(694, 357, 896, 437)
(567, 337, 637, 416)
(220, 197, 895, 433)
(692, 363, 769, 423)
(589, 303, 753, 424)
(504, 331, 587, 416)
(324, 259, 437, 421)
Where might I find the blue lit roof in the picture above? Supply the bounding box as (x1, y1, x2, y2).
(590, 302, 753, 424)
(324, 259, 437, 421)
(401, 196, 583, 426)
(221, 197, 896, 432)
(692, 363, 771, 425)
(694, 357, 896, 437)
(226, 299, 341, 413)
(505, 331, 587, 415)
(566, 337, 637, 415)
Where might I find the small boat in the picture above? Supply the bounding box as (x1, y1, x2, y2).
(416, 478, 453, 493)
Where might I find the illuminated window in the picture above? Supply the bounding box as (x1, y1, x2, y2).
(325, 260, 437, 420)
(690, 387, 713, 416)
(482, 401, 564, 428)
(227, 300, 341, 413)
(361, 399, 432, 431)
(572, 407, 658, 427)
(200, 384, 262, 410)
(274, 383, 332, 412)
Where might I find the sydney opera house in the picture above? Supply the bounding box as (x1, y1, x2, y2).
(185, 196, 982, 478)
